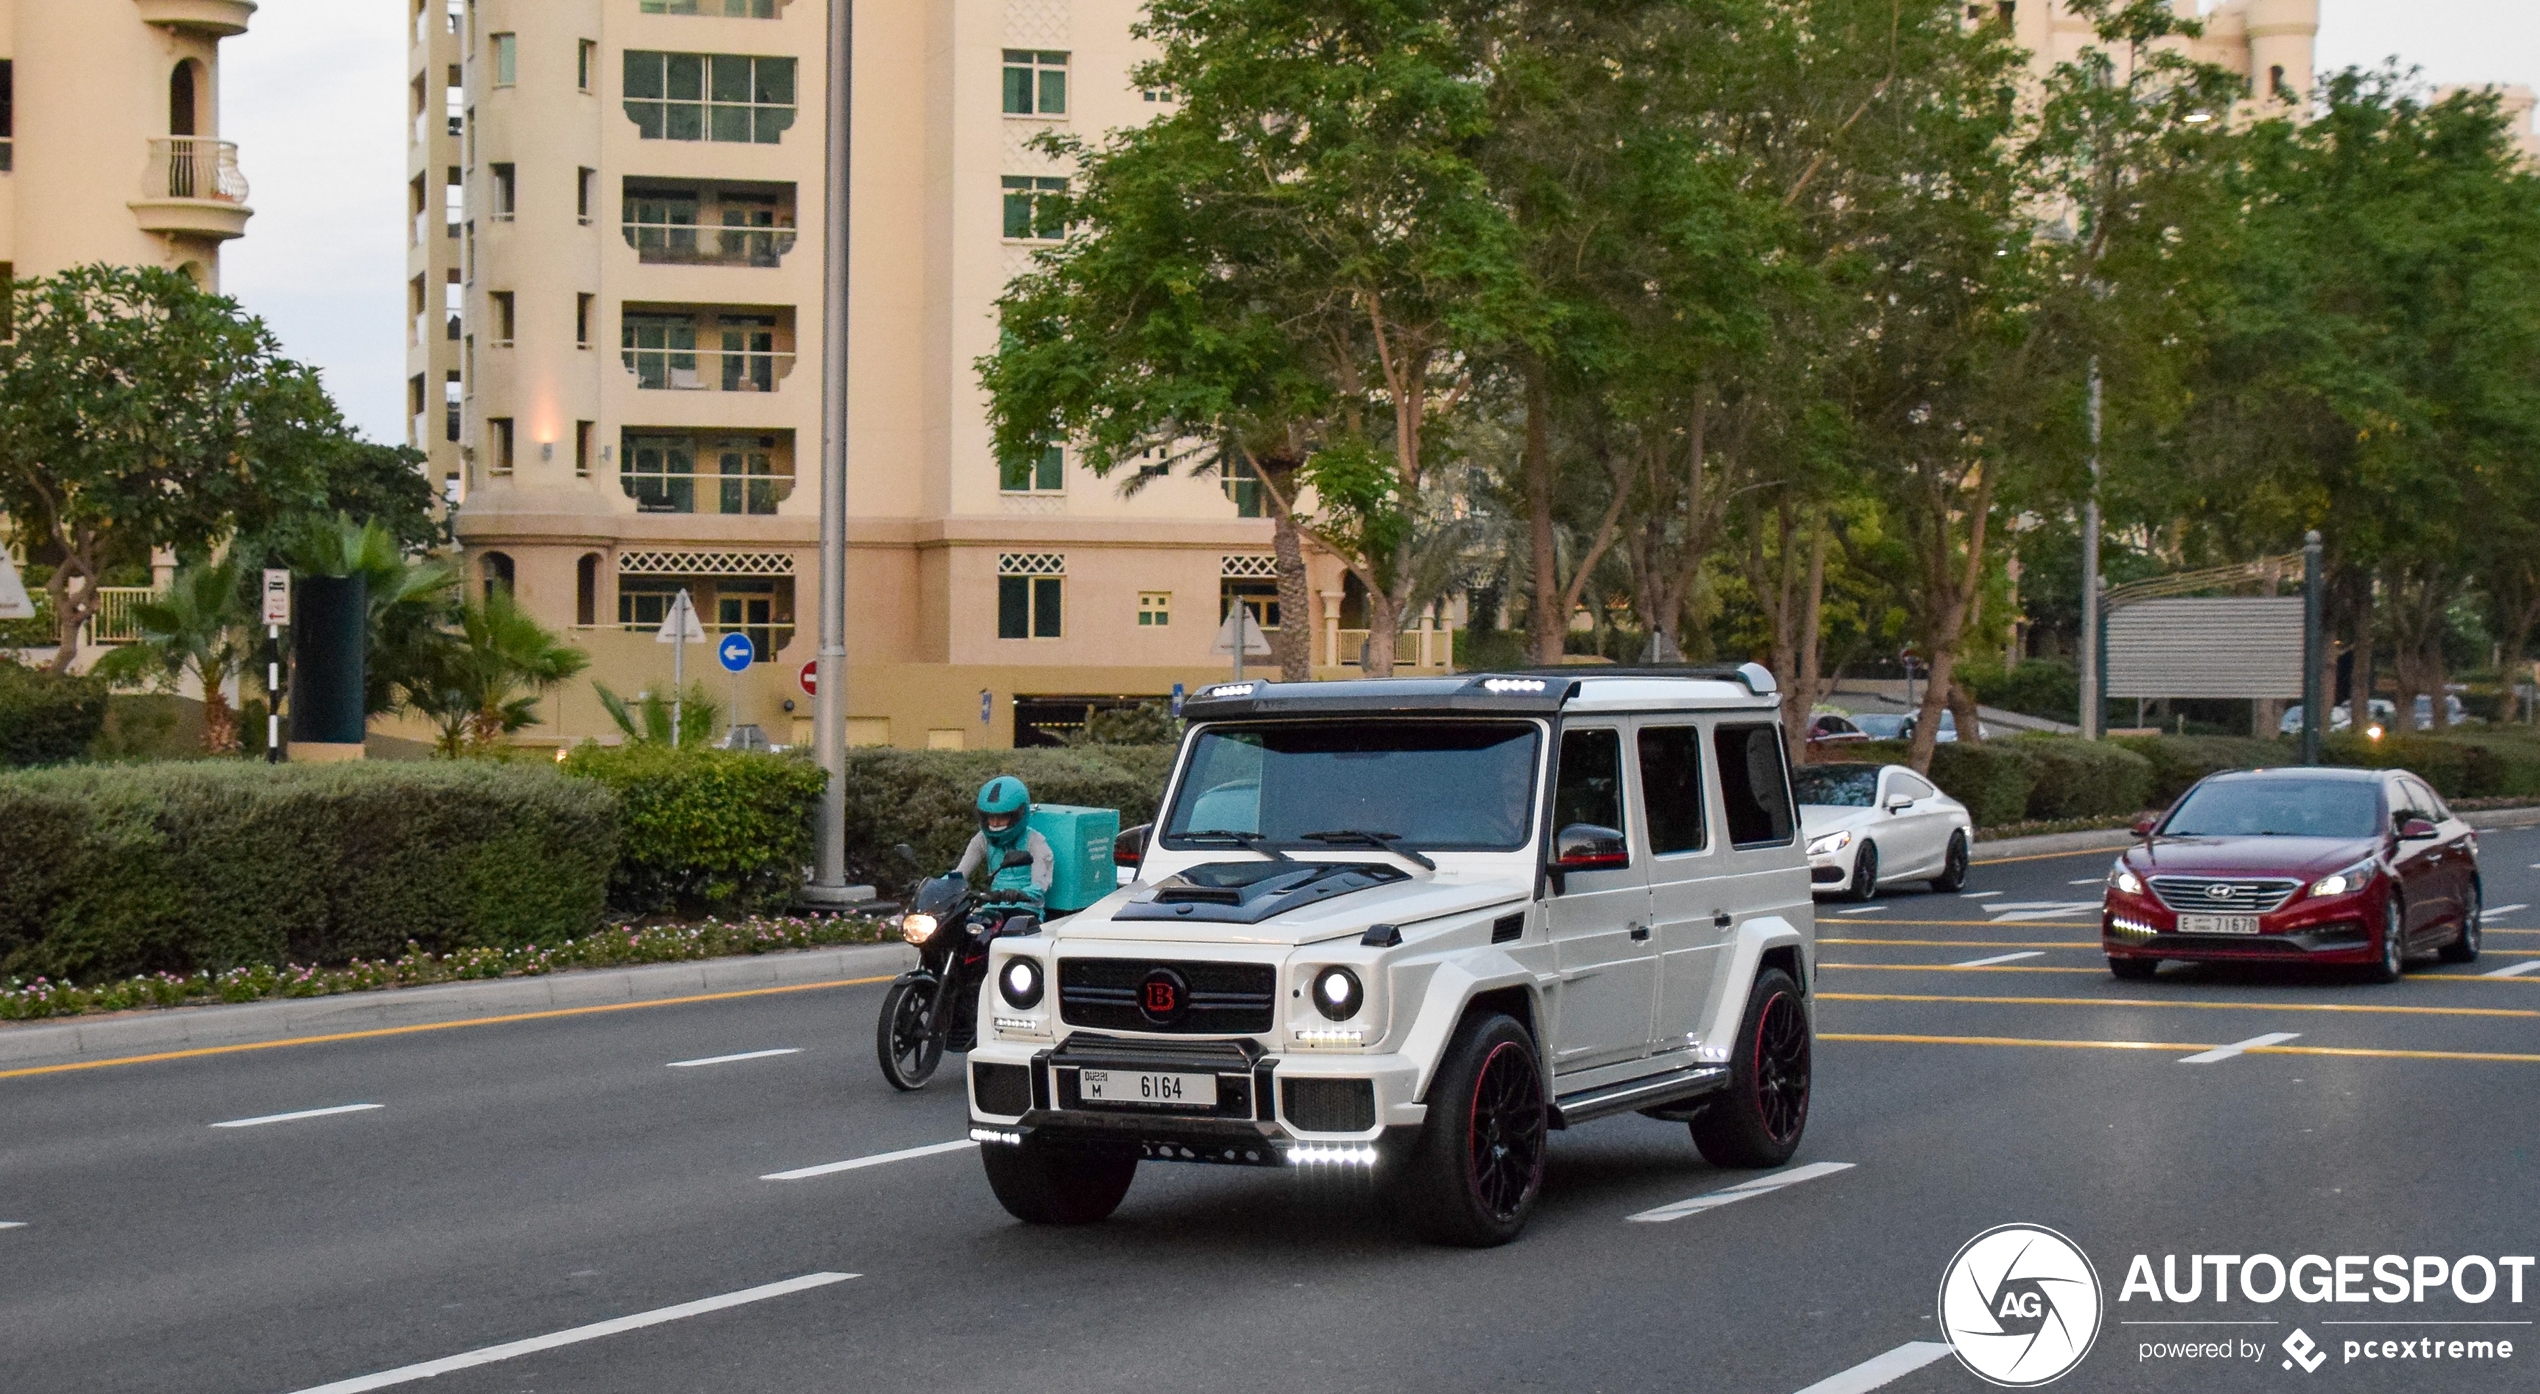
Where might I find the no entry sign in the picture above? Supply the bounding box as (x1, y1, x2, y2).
(798, 661, 818, 695)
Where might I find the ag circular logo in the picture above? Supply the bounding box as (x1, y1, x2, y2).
(1937, 1224, 2103, 1387)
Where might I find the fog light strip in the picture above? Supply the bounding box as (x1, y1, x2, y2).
(1285, 1144, 1378, 1166)
(968, 1127, 1023, 1145)
(1626, 1160, 1856, 1223)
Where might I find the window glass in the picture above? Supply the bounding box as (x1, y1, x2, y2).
(1137, 592, 1170, 627)
(1893, 772, 1937, 801)
(623, 52, 795, 143)
(1032, 577, 1063, 638)
(1554, 728, 1626, 836)
(1002, 175, 1067, 240)
(1712, 723, 1795, 848)
(999, 442, 1063, 491)
(1791, 765, 1877, 807)
(492, 33, 516, 87)
(998, 573, 1062, 638)
(1637, 726, 1707, 855)
(1163, 722, 1540, 851)
(1001, 50, 1067, 116)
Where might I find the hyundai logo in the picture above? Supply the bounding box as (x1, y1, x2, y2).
(2208, 883, 2238, 900)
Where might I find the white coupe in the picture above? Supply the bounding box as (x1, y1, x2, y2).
(1794, 762, 1974, 901)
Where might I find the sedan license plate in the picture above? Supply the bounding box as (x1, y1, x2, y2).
(1079, 1069, 1217, 1108)
(2177, 914, 2261, 935)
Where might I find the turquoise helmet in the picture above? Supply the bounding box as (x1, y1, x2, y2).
(977, 776, 1031, 831)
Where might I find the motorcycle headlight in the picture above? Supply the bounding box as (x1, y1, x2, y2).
(2309, 859, 2376, 899)
(998, 956, 1044, 1009)
(1806, 830, 1853, 857)
(1311, 966, 1364, 1022)
(900, 912, 939, 945)
(2108, 864, 2144, 896)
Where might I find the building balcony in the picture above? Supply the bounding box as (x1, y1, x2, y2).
(130, 138, 252, 240)
(619, 304, 797, 393)
(134, 0, 257, 39)
(623, 180, 799, 269)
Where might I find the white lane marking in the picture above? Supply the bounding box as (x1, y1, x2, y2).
(1953, 951, 2046, 968)
(666, 1048, 803, 1069)
(281, 1271, 857, 1394)
(1986, 900, 2100, 920)
(0, 1221, 24, 1230)
(2180, 1032, 2301, 1064)
(762, 1138, 975, 1180)
(2070, 877, 2108, 886)
(1626, 1160, 1856, 1223)
(1787, 1341, 1957, 1394)
(210, 1103, 382, 1129)
(1958, 891, 2001, 899)
(2483, 961, 2540, 979)
(2485, 903, 2528, 918)
(1834, 906, 1884, 915)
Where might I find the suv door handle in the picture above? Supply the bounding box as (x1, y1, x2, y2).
(1712, 912, 1733, 928)
(1629, 922, 1650, 941)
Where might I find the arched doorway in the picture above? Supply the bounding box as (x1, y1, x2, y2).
(169, 61, 199, 136)
(480, 551, 515, 603)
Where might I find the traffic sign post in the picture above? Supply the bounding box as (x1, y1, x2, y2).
(655, 589, 706, 742)
(1212, 609, 1273, 681)
(717, 632, 753, 746)
(798, 661, 818, 696)
(261, 570, 291, 765)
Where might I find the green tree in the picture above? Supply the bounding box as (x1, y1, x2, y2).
(292, 514, 461, 719)
(404, 589, 590, 755)
(88, 553, 255, 754)
(592, 682, 722, 749)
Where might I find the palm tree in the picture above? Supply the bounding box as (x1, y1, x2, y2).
(404, 588, 590, 755)
(593, 682, 722, 748)
(91, 553, 253, 754)
(292, 514, 459, 717)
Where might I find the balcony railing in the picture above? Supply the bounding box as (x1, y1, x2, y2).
(620, 470, 794, 516)
(144, 138, 249, 203)
(84, 587, 163, 646)
(624, 224, 798, 268)
(621, 347, 796, 393)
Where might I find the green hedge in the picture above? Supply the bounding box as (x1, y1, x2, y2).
(2008, 735, 2154, 821)
(561, 745, 828, 915)
(2321, 733, 2505, 800)
(836, 746, 1177, 891)
(1845, 739, 2032, 828)
(0, 660, 110, 767)
(0, 762, 614, 984)
(2111, 734, 2289, 807)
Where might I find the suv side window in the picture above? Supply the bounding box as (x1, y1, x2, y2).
(1555, 727, 1627, 841)
(1637, 726, 1707, 855)
(1712, 723, 1796, 849)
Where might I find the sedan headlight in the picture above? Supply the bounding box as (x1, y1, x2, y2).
(997, 956, 1044, 1009)
(1806, 829, 1854, 857)
(2308, 859, 2377, 899)
(2107, 863, 2144, 896)
(900, 912, 939, 945)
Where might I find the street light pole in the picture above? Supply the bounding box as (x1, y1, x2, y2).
(2078, 356, 2103, 740)
(803, 0, 855, 906)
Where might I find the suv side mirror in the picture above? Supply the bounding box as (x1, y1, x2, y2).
(1114, 823, 1150, 869)
(2397, 816, 2439, 841)
(1552, 823, 1629, 871)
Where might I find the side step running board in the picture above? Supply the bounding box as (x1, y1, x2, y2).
(1549, 1064, 1728, 1129)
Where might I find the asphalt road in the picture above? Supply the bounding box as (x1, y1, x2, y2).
(5, 832, 2538, 1394)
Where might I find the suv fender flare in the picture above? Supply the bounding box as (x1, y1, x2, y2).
(1394, 949, 1541, 1103)
(1705, 915, 1815, 1045)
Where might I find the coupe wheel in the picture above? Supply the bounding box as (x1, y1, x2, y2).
(2108, 956, 2158, 982)
(1396, 1013, 1546, 1247)
(2439, 881, 2482, 964)
(1845, 841, 1880, 902)
(2369, 893, 2406, 984)
(875, 976, 944, 1090)
(1690, 968, 1812, 1169)
(1929, 832, 1970, 892)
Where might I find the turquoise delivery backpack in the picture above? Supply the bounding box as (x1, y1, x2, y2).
(1025, 804, 1120, 914)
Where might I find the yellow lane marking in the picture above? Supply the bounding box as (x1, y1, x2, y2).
(1971, 847, 2126, 866)
(1824, 938, 2092, 949)
(1820, 991, 2540, 1019)
(1823, 1032, 2540, 1064)
(1831, 919, 2098, 928)
(0, 975, 899, 1081)
(1822, 962, 2107, 975)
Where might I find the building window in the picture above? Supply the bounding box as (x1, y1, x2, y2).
(575, 421, 594, 477)
(2269, 64, 2286, 98)
(444, 371, 462, 440)
(577, 167, 595, 224)
(446, 165, 463, 236)
(466, 105, 477, 163)
(575, 553, 599, 627)
(998, 555, 1065, 640)
(447, 67, 464, 135)
(1222, 457, 1265, 517)
(491, 33, 517, 88)
(622, 52, 797, 144)
(620, 431, 794, 515)
(618, 576, 795, 654)
(481, 551, 515, 601)
(1001, 176, 1067, 241)
(1002, 50, 1068, 116)
(490, 291, 515, 345)
(409, 372, 427, 442)
(576, 292, 594, 348)
(999, 440, 1063, 492)
(410, 274, 428, 345)
(1137, 592, 1171, 627)
(620, 305, 794, 392)
(578, 40, 597, 93)
(623, 180, 797, 266)
(641, 0, 782, 14)
(490, 163, 515, 219)
(1222, 580, 1280, 631)
(621, 313, 698, 389)
(446, 270, 462, 339)
(465, 219, 476, 280)
(488, 416, 515, 474)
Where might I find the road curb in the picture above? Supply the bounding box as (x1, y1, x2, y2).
(0, 942, 916, 1071)
(1973, 804, 2540, 864)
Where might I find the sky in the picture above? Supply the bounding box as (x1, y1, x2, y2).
(219, 2, 2540, 448)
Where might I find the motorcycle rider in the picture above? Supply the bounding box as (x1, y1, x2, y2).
(955, 775, 1052, 917)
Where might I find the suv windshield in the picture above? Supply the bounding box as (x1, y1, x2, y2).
(2163, 778, 2381, 839)
(1163, 721, 1541, 852)
(1792, 765, 1879, 807)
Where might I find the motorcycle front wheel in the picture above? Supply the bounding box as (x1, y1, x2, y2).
(876, 976, 945, 1090)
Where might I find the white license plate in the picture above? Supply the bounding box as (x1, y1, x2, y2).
(2178, 914, 2261, 935)
(1079, 1069, 1217, 1108)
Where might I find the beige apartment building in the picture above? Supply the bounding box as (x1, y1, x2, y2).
(0, 0, 256, 293)
(417, 0, 1446, 755)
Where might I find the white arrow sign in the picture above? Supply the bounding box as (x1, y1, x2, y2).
(0, 551, 32, 621)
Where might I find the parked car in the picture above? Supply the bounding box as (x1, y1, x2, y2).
(1805, 711, 1872, 758)
(1848, 711, 1986, 744)
(2100, 766, 2481, 982)
(963, 667, 1818, 1246)
(2278, 696, 2469, 737)
(1794, 762, 1973, 901)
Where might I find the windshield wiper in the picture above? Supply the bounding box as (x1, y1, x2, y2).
(1179, 829, 1294, 862)
(1299, 829, 1437, 871)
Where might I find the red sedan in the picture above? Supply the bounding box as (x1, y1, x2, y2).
(2101, 767, 2483, 983)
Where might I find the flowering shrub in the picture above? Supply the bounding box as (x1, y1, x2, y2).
(0, 913, 890, 1022)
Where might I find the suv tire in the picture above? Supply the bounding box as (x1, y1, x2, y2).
(1395, 1012, 1546, 1248)
(1845, 842, 1880, 902)
(2439, 882, 2481, 964)
(980, 1140, 1138, 1225)
(1929, 832, 1970, 892)
(1690, 968, 1812, 1169)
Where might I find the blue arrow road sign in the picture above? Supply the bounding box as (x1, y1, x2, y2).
(717, 632, 755, 672)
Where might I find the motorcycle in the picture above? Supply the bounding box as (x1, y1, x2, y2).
(875, 849, 1040, 1091)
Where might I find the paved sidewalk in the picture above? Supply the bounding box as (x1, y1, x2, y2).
(0, 941, 915, 1071)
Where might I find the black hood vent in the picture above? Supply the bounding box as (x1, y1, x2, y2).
(1117, 860, 1409, 925)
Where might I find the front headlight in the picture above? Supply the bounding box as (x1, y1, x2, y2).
(2108, 863, 2144, 896)
(1806, 829, 1854, 857)
(2309, 859, 2376, 898)
(1311, 966, 1364, 1022)
(900, 912, 939, 945)
(998, 956, 1044, 1009)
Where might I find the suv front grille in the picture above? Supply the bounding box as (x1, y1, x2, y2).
(1058, 959, 1276, 1035)
(2148, 876, 2301, 915)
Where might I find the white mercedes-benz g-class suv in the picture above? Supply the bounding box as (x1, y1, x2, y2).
(964, 666, 1817, 1246)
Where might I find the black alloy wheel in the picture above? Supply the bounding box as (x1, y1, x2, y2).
(2369, 893, 2406, 984)
(1396, 1013, 1546, 1247)
(2108, 955, 2159, 982)
(1846, 841, 1881, 903)
(1929, 832, 1970, 892)
(2439, 881, 2483, 964)
(1690, 967, 1812, 1168)
(875, 976, 944, 1090)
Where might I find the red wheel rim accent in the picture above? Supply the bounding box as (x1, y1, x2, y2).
(1750, 991, 1811, 1144)
(1466, 1040, 1545, 1223)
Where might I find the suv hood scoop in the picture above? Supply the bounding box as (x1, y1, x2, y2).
(1115, 860, 1409, 925)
